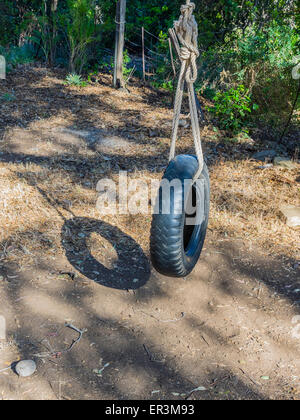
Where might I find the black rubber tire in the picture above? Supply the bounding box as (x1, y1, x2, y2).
(150, 154, 210, 277)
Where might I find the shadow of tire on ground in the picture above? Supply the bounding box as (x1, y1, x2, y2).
(61, 217, 150, 290)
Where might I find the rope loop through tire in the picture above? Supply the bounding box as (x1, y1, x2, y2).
(150, 2, 209, 278)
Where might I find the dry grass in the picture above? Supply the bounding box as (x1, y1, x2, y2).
(209, 160, 300, 259)
(0, 66, 299, 270)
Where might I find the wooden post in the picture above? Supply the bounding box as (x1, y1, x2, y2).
(114, 0, 126, 89)
(168, 28, 181, 60)
(142, 27, 145, 83)
(113, 1, 120, 87)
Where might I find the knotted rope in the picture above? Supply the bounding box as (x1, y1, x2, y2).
(169, 0, 204, 181)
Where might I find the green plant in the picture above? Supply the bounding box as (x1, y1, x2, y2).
(207, 85, 258, 133)
(0, 45, 34, 72)
(64, 73, 87, 87)
(87, 69, 100, 83)
(66, 0, 98, 74)
(109, 49, 135, 84)
(149, 31, 174, 92)
(152, 80, 173, 92)
(122, 49, 132, 78)
(0, 93, 15, 102)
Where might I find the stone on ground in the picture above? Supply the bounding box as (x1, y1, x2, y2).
(15, 360, 37, 377)
(252, 149, 276, 161)
(274, 156, 297, 169)
(280, 205, 300, 227)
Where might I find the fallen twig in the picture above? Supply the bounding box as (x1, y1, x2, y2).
(239, 368, 260, 386)
(143, 344, 154, 361)
(64, 323, 87, 352)
(0, 366, 11, 374)
(33, 323, 87, 359)
(140, 310, 185, 323)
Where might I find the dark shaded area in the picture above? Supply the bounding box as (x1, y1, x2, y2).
(61, 217, 150, 290)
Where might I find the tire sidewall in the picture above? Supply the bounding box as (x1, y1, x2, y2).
(180, 167, 210, 275)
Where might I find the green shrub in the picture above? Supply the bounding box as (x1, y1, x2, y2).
(0, 45, 34, 71)
(64, 73, 87, 87)
(149, 31, 175, 92)
(65, 0, 99, 74)
(207, 85, 258, 133)
(108, 49, 135, 83)
(198, 20, 298, 129)
(0, 93, 15, 102)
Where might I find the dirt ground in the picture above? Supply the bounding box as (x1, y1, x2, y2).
(0, 66, 299, 400)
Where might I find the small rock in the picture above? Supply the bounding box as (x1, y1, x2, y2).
(274, 157, 297, 170)
(280, 205, 300, 227)
(252, 150, 276, 162)
(15, 360, 36, 377)
(179, 119, 190, 128)
(118, 87, 129, 94)
(62, 199, 72, 208)
(149, 129, 160, 138)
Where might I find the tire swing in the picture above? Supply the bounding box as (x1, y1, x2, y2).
(150, 0, 210, 278)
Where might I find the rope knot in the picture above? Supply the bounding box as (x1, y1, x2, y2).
(174, 0, 199, 83)
(180, 2, 195, 14)
(180, 46, 192, 61)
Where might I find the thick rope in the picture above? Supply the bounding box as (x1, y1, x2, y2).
(169, 0, 204, 181)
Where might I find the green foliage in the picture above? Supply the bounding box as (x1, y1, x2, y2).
(122, 49, 133, 78)
(0, 45, 34, 71)
(198, 16, 298, 129)
(30, 6, 60, 65)
(152, 80, 173, 92)
(108, 49, 134, 81)
(0, 1, 17, 45)
(207, 85, 257, 133)
(64, 73, 87, 87)
(0, 0, 298, 132)
(148, 30, 174, 92)
(87, 69, 100, 83)
(0, 93, 16, 102)
(65, 0, 99, 73)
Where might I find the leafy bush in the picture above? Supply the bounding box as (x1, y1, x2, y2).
(107, 49, 135, 84)
(207, 85, 258, 133)
(0, 45, 34, 71)
(65, 0, 99, 74)
(0, 93, 16, 102)
(198, 19, 298, 129)
(29, 4, 60, 66)
(64, 73, 87, 87)
(149, 31, 175, 92)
